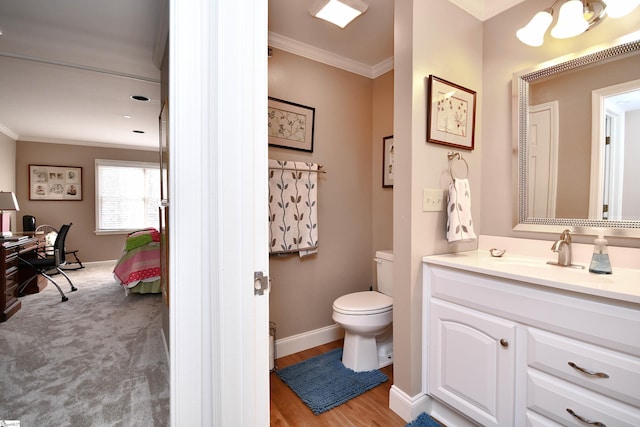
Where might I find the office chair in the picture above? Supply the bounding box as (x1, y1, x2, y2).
(18, 223, 78, 302)
(35, 224, 84, 270)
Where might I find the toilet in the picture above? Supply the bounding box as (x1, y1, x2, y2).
(332, 250, 393, 372)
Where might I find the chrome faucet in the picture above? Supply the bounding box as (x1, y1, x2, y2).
(547, 229, 584, 269)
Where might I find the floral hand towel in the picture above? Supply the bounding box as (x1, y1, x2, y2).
(269, 160, 319, 257)
(446, 178, 477, 244)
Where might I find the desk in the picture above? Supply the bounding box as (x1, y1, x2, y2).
(1, 236, 43, 322)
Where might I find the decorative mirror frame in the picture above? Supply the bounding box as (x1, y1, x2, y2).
(512, 35, 640, 238)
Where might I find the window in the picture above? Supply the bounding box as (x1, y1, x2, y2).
(95, 159, 160, 233)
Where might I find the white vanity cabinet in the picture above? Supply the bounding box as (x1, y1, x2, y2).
(423, 256, 640, 427)
(429, 299, 516, 427)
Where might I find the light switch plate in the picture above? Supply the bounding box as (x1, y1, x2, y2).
(423, 188, 445, 212)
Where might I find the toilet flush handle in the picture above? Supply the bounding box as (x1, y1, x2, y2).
(374, 257, 382, 264)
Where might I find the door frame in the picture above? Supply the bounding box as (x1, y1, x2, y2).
(169, 0, 269, 425)
(589, 80, 638, 219)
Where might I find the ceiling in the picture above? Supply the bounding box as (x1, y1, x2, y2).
(0, 0, 167, 150)
(0, 0, 522, 150)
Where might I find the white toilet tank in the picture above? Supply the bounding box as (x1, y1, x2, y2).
(375, 250, 393, 296)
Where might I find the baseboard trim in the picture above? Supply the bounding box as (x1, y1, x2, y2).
(389, 385, 431, 422)
(78, 260, 118, 267)
(389, 386, 477, 426)
(275, 324, 344, 358)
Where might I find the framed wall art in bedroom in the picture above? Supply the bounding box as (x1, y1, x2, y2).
(29, 164, 83, 201)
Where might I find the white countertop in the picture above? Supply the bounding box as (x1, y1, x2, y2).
(423, 250, 640, 305)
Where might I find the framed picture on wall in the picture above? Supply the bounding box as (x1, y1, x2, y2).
(29, 164, 83, 200)
(382, 135, 394, 188)
(427, 75, 476, 150)
(268, 97, 315, 152)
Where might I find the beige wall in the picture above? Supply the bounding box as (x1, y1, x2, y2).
(623, 109, 640, 219)
(394, 0, 484, 396)
(16, 141, 158, 261)
(372, 70, 394, 283)
(268, 49, 395, 340)
(0, 132, 17, 232)
(481, 0, 640, 248)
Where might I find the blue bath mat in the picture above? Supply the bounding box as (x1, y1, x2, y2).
(275, 348, 388, 415)
(406, 412, 443, 427)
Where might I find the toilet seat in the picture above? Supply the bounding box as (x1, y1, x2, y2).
(333, 291, 393, 315)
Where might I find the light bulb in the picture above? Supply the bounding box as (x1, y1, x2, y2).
(605, 0, 640, 18)
(516, 10, 553, 46)
(551, 0, 588, 39)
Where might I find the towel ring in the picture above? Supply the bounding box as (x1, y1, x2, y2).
(447, 152, 469, 180)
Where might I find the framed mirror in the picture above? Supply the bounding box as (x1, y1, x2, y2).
(512, 35, 640, 237)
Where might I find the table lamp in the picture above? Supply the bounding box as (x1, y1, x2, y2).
(0, 191, 20, 237)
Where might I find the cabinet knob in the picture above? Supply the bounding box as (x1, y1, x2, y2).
(500, 339, 509, 348)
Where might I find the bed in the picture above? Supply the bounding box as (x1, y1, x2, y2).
(113, 228, 162, 294)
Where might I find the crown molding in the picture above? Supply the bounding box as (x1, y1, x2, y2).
(17, 136, 157, 151)
(0, 123, 19, 140)
(268, 31, 393, 79)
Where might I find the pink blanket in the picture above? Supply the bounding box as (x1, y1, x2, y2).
(113, 230, 161, 288)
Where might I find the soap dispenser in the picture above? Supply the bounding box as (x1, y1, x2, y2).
(589, 231, 612, 274)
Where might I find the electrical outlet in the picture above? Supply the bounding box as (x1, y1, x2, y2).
(423, 188, 445, 212)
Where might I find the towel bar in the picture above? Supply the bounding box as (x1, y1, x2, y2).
(268, 164, 327, 173)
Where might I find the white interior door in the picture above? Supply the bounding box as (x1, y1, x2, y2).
(170, 0, 269, 425)
(603, 109, 625, 220)
(590, 81, 638, 220)
(528, 102, 558, 218)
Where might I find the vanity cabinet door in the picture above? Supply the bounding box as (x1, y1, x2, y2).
(429, 299, 516, 427)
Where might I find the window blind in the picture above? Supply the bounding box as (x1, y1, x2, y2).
(96, 160, 160, 232)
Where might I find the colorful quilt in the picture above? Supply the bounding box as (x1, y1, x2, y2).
(113, 228, 161, 290)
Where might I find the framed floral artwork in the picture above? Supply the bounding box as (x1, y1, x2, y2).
(268, 97, 315, 152)
(382, 135, 394, 188)
(427, 75, 476, 151)
(29, 164, 82, 200)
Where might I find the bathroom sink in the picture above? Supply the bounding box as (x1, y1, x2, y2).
(487, 256, 585, 271)
(487, 257, 547, 268)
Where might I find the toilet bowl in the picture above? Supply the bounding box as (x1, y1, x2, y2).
(332, 250, 393, 372)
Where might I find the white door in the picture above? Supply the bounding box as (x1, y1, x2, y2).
(170, 0, 270, 425)
(528, 102, 558, 218)
(590, 82, 638, 220)
(429, 299, 516, 427)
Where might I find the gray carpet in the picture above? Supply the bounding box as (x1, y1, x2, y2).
(0, 262, 169, 426)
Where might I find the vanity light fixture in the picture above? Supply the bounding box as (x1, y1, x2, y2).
(309, 0, 369, 29)
(517, 0, 638, 47)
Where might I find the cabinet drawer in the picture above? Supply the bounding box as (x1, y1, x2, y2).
(427, 266, 640, 356)
(528, 328, 640, 407)
(526, 410, 563, 427)
(527, 369, 640, 427)
(5, 268, 19, 303)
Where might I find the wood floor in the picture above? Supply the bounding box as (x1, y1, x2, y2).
(270, 340, 408, 427)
